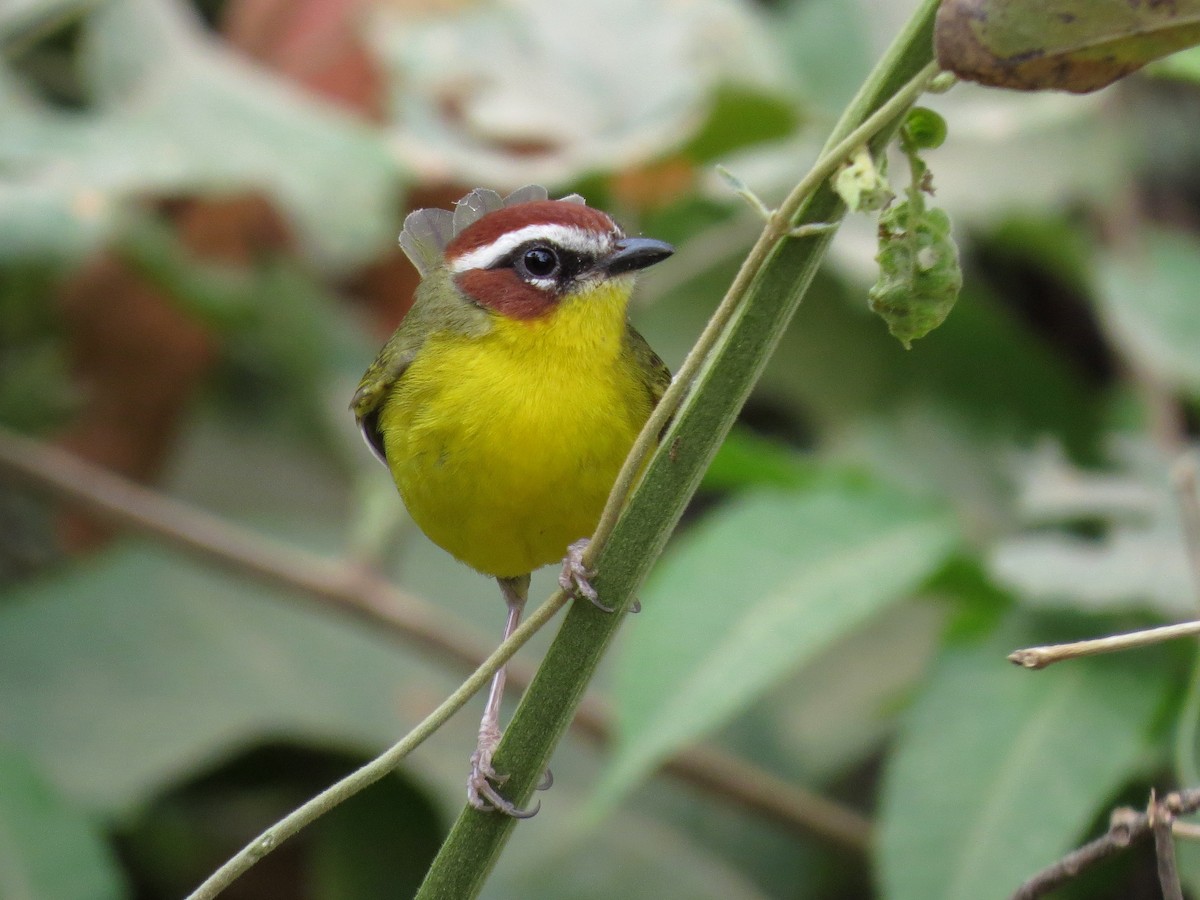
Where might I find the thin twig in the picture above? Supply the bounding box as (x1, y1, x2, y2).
(1150, 791, 1185, 900)
(1172, 820, 1200, 841)
(1008, 621, 1200, 670)
(1012, 788, 1200, 900)
(0, 426, 486, 671)
(0, 426, 871, 850)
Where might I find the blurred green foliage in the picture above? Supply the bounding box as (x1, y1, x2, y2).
(4, 0, 1200, 898)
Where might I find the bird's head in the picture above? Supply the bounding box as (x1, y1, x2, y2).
(400, 187, 673, 321)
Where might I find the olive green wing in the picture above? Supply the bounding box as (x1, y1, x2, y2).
(351, 267, 493, 465)
(350, 319, 426, 465)
(623, 323, 671, 412)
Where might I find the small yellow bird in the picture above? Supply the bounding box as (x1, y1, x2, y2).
(351, 186, 672, 815)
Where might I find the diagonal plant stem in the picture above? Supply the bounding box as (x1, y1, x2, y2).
(415, 5, 944, 898)
(183, 584, 572, 900)
(120, 7, 942, 893)
(0, 425, 871, 874)
(587, 57, 942, 565)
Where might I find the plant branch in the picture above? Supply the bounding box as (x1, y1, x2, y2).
(1009, 621, 1200, 670)
(1012, 789, 1200, 900)
(415, 4, 943, 898)
(0, 426, 485, 671)
(1151, 790, 1185, 900)
(0, 426, 872, 852)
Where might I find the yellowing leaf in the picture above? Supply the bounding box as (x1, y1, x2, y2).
(936, 0, 1200, 93)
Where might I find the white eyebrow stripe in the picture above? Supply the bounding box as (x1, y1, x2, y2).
(448, 224, 614, 273)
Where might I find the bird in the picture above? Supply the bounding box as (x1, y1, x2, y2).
(351, 185, 673, 816)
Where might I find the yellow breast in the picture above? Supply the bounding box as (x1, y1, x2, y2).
(378, 281, 652, 578)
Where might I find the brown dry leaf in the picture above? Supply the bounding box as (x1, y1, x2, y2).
(56, 254, 215, 550)
(936, 0, 1200, 93)
(221, 0, 385, 117)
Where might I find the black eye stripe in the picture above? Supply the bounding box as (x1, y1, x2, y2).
(491, 241, 591, 284)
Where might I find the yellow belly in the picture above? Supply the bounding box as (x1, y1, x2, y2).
(378, 287, 652, 578)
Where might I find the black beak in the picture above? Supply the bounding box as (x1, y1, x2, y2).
(601, 237, 674, 276)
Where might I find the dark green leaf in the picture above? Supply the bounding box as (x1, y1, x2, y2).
(0, 541, 460, 815)
(869, 204, 963, 348)
(935, 0, 1200, 92)
(596, 481, 957, 811)
(1095, 228, 1200, 397)
(0, 745, 126, 900)
(878, 615, 1172, 900)
(902, 106, 948, 150)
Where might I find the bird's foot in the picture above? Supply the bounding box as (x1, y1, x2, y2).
(559, 538, 641, 614)
(468, 743, 540, 819)
(559, 538, 602, 606)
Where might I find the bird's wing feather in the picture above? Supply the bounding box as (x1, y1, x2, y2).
(350, 320, 425, 464)
(351, 268, 493, 465)
(624, 323, 672, 412)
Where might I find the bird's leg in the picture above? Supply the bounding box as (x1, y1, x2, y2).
(558, 538, 640, 614)
(468, 574, 540, 818)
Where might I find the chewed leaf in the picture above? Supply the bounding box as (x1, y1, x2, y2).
(398, 207, 454, 277)
(869, 204, 962, 348)
(833, 147, 894, 213)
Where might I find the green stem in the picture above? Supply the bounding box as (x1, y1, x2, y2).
(589, 58, 940, 561)
(184, 587, 571, 900)
(415, 5, 942, 898)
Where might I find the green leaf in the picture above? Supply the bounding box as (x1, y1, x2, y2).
(1095, 228, 1200, 397)
(989, 437, 1197, 618)
(833, 146, 894, 213)
(0, 0, 95, 45)
(877, 615, 1172, 900)
(0, 541, 461, 815)
(775, 0, 874, 115)
(488, 798, 771, 900)
(595, 481, 958, 812)
(869, 204, 963, 348)
(373, 0, 788, 185)
(0, 745, 126, 900)
(935, 0, 1200, 93)
(683, 84, 800, 163)
(0, 0, 403, 268)
(1149, 45, 1200, 82)
(700, 428, 822, 492)
(901, 106, 947, 150)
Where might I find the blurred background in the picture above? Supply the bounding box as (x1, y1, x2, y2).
(4, 0, 1200, 897)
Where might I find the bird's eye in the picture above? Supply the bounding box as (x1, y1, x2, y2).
(520, 245, 559, 279)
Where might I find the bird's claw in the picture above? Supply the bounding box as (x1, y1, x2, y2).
(468, 747, 540, 819)
(559, 539, 641, 614)
(559, 538, 601, 605)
